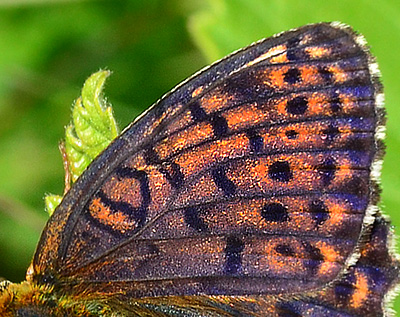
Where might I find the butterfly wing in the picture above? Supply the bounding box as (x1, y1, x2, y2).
(32, 22, 387, 301)
(107, 215, 398, 316)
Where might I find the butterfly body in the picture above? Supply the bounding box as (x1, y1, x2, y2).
(0, 22, 398, 316)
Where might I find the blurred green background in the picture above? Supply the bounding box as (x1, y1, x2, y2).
(0, 0, 399, 313)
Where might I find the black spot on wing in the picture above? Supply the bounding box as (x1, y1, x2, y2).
(285, 129, 299, 139)
(183, 206, 208, 232)
(275, 244, 295, 257)
(309, 200, 329, 226)
(143, 147, 184, 189)
(246, 129, 264, 154)
(287, 96, 308, 115)
(316, 157, 337, 186)
(334, 277, 356, 306)
(189, 100, 207, 122)
(261, 202, 289, 222)
(286, 36, 301, 61)
(269, 161, 293, 182)
(318, 66, 334, 82)
(344, 176, 368, 197)
(302, 241, 324, 275)
(322, 125, 339, 145)
(330, 91, 342, 113)
(224, 236, 245, 275)
(159, 162, 184, 189)
(210, 114, 228, 137)
(143, 146, 160, 165)
(284, 68, 301, 84)
(211, 165, 236, 196)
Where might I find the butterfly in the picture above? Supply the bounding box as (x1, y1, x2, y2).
(0, 22, 398, 316)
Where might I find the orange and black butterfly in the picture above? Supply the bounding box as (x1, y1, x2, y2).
(0, 22, 399, 316)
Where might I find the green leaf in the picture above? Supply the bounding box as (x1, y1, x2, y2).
(45, 70, 119, 215)
(65, 70, 119, 182)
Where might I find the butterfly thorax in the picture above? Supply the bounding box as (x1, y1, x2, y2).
(0, 280, 53, 316)
(0, 279, 111, 316)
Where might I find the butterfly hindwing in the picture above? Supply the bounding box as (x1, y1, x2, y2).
(31, 23, 390, 310)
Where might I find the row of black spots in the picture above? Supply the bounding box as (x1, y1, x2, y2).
(213, 160, 292, 196)
(211, 159, 292, 200)
(316, 156, 337, 186)
(223, 235, 245, 275)
(274, 241, 324, 276)
(210, 159, 298, 200)
(282, 120, 373, 153)
(286, 91, 343, 117)
(213, 154, 336, 197)
(284, 63, 349, 87)
(281, 121, 340, 146)
(283, 62, 367, 101)
(260, 200, 329, 227)
(319, 55, 372, 88)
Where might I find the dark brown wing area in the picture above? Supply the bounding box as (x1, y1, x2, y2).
(96, 215, 398, 316)
(32, 23, 386, 300)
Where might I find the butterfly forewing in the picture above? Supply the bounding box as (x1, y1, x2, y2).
(32, 23, 383, 300)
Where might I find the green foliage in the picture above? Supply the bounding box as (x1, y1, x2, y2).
(65, 70, 118, 182)
(46, 70, 118, 215)
(44, 194, 62, 216)
(0, 0, 399, 312)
